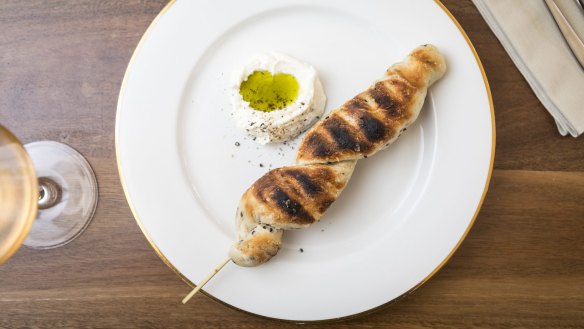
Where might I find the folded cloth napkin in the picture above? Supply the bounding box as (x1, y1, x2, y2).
(472, 0, 584, 137)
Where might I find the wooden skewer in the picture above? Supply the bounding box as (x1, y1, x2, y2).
(182, 257, 231, 304)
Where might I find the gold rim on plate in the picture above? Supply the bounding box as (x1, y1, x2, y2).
(115, 0, 496, 323)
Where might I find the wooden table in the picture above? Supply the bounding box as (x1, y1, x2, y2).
(1, 1, 583, 327)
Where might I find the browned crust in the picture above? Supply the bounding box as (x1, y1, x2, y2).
(296, 44, 445, 165)
(242, 163, 352, 228)
(233, 232, 281, 264)
(387, 45, 445, 88)
(296, 76, 415, 164)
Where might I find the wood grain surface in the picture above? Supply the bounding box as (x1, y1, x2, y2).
(1, 1, 583, 328)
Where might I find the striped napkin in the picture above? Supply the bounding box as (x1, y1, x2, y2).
(472, 0, 584, 137)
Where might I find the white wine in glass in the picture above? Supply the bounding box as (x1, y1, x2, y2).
(0, 124, 98, 264)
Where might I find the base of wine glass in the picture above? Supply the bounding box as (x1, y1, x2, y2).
(23, 141, 98, 249)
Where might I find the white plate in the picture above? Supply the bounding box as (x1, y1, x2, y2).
(116, 0, 494, 322)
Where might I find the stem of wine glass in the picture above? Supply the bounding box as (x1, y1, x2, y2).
(37, 177, 61, 210)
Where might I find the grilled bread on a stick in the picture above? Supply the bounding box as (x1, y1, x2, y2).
(230, 44, 446, 267)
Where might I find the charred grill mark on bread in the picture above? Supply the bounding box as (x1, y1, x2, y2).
(278, 168, 338, 214)
(370, 82, 402, 117)
(323, 116, 361, 152)
(271, 188, 314, 225)
(281, 169, 322, 196)
(302, 132, 332, 158)
(357, 112, 387, 142)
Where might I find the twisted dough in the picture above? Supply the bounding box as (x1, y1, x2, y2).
(229, 45, 446, 267)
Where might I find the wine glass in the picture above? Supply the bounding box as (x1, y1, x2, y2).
(0, 124, 98, 264)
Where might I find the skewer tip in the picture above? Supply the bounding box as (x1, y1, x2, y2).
(182, 257, 231, 304)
